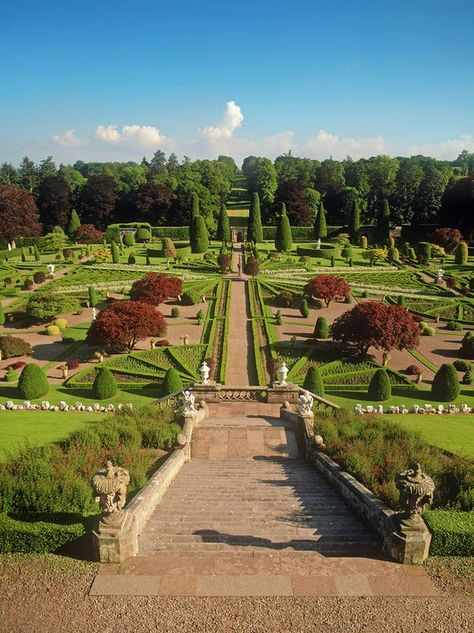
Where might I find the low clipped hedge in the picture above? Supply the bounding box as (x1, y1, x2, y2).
(0, 513, 86, 553)
(296, 245, 341, 259)
(424, 510, 474, 556)
(151, 226, 189, 240)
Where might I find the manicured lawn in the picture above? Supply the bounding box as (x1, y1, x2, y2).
(0, 411, 97, 460)
(386, 414, 474, 458)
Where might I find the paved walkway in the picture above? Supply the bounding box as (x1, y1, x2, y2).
(91, 415, 437, 597)
(225, 245, 258, 385)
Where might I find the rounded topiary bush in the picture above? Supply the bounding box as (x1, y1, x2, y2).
(33, 271, 46, 284)
(5, 368, 18, 383)
(123, 232, 135, 247)
(171, 307, 180, 318)
(453, 359, 471, 372)
(128, 254, 136, 265)
(368, 369, 392, 401)
(136, 228, 151, 242)
(303, 365, 324, 397)
(46, 325, 61, 336)
(431, 364, 460, 402)
(314, 316, 329, 339)
(18, 364, 49, 399)
(0, 335, 32, 359)
(446, 321, 462, 331)
(300, 299, 309, 318)
(275, 310, 283, 325)
(161, 368, 183, 397)
(462, 370, 473, 385)
(93, 368, 118, 400)
(423, 326, 436, 336)
(54, 318, 68, 330)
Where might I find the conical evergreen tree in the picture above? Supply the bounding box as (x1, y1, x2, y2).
(0, 301, 4, 326)
(368, 369, 391, 401)
(431, 364, 460, 401)
(376, 199, 391, 244)
(190, 215, 209, 253)
(111, 241, 120, 263)
(88, 286, 99, 307)
(303, 366, 324, 397)
(68, 209, 81, 238)
(275, 203, 293, 252)
(93, 368, 118, 399)
(189, 193, 200, 245)
(217, 204, 231, 242)
(247, 192, 263, 243)
(161, 368, 184, 396)
(348, 198, 360, 244)
(33, 244, 40, 261)
(314, 201, 327, 240)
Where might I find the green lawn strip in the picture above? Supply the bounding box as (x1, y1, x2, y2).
(383, 414, 474, 458)
(408, 349, 439, 373)
(0, 411, 97, 461)
(217, 280, 231, 384)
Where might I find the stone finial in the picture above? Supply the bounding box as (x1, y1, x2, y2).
(92, 461, 130, 522)
(298, 390, 314, 416)
(199, 361, 210, 384)
(276, 361, 289, 385)
(395, 463, 435, 523)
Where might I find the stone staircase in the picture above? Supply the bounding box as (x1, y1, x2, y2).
(138, 416, 379, 558)
(91, 413, 437, 597)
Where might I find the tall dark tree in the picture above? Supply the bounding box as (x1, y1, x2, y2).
(78, 174, 117, 228)
(275, 203, 293, 252)
(37, 175, 71, 232)
(314, 200, 327, 239)
(217, 204, 231, 242)
(0, 185, 42, 241)
(376, 199, 391, 244)
(348, 198, 360, 243)
(440, 174, 474, 238)
(275, 179, 313, 226)
(133, 182, 174, 224)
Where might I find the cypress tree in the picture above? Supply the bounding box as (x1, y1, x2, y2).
(123, 232, 135, 247)
(431, 364, 460, 402)
(275, 203, 293, 252)
(314, 201, 327, 240)
(33, 244, 40, 261)
(368, 368, 391, 401)
(93, 367, 118, 399)
(18, 364, 49, 400)
(348, 198, 360, 243)
(376, 199, 391, 244)
(455, 241, 468, 265)
(300, 299, 309, 318)
(68, 209, 81, 238)
(416, 242, 432, 265)
(303, 366, 324, 397)
(21, 247, 27, 262)
(314, 316, 329, 339)
(247, 192, 263, 243)
(161, 368, 184, 396)
(163, 237, 177, 261)
(189, 193, 200, 244)
(217, 204, 231, 242)
(111, 240, 120, 263)
(0, 301, 4, 326)
(88, 286, 99, 307)
(191, 215, 209, 253)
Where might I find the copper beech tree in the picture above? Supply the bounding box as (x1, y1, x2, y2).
(73, 224, 103, 243)
(331, 302, 420, 356)
(86, 300, 166, 352)
(129, 272, 183, 306)
(0, 184, 42, 242)
(304, 275, 351, 307)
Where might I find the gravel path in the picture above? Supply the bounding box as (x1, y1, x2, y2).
(0, 555, 472, 633)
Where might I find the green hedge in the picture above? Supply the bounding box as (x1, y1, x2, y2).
(151, 226, 189, 240)
(262, 226, 345, 240)
(424, 510, 474, 556)
(296, 245, 341, 258)
(0, 513, 86, 553)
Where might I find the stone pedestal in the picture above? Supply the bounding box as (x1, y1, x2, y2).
(388, 518, 432, 565)
(191, 382, 221, 403)
(92, 512, 136, 563)
(267, 382, 299, 404)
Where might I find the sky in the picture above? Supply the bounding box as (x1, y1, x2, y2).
(1, 0, 473, 165)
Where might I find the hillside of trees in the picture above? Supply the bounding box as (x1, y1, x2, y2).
(0, 150, 473, 241)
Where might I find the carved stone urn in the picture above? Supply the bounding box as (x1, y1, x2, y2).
(199, 361, 211, 384)
(92, 460, 130, 526)
(395, 463, 435, 527)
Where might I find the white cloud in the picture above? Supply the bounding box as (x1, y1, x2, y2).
(94, 124, 172, 149)
(201, 101, 244, 140)
(53, 128, 83, 147)
(405, 134, 474, 160)
(299, 129, 386, 160)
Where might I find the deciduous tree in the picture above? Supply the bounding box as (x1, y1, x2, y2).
(130, 273, 182, 305)
(37, 175, 71, 232)
(86, 300, 166, 352)
(305, 275, 351, 307)
(0, 185, 42, 241)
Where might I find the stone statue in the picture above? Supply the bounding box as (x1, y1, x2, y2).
(92, 461, 130, 521)
(47, 263, 55, 277)
(183, 390, 196, 413)
(437, 268, 444, 282)
(316, 238, 321, 250)
(395, 463, 435, 523)
(298, 390, 314, 416)
(92, 307, 97, 321)
(199, 360, 211, 384)
(276, 361, 289, 385)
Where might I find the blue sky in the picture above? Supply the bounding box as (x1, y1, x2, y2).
(1, 0, 473, 164)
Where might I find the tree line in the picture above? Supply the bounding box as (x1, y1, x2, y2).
(242, 152, 474, 237)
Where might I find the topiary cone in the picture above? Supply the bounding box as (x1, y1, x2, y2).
(303, 366, 324, 397)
